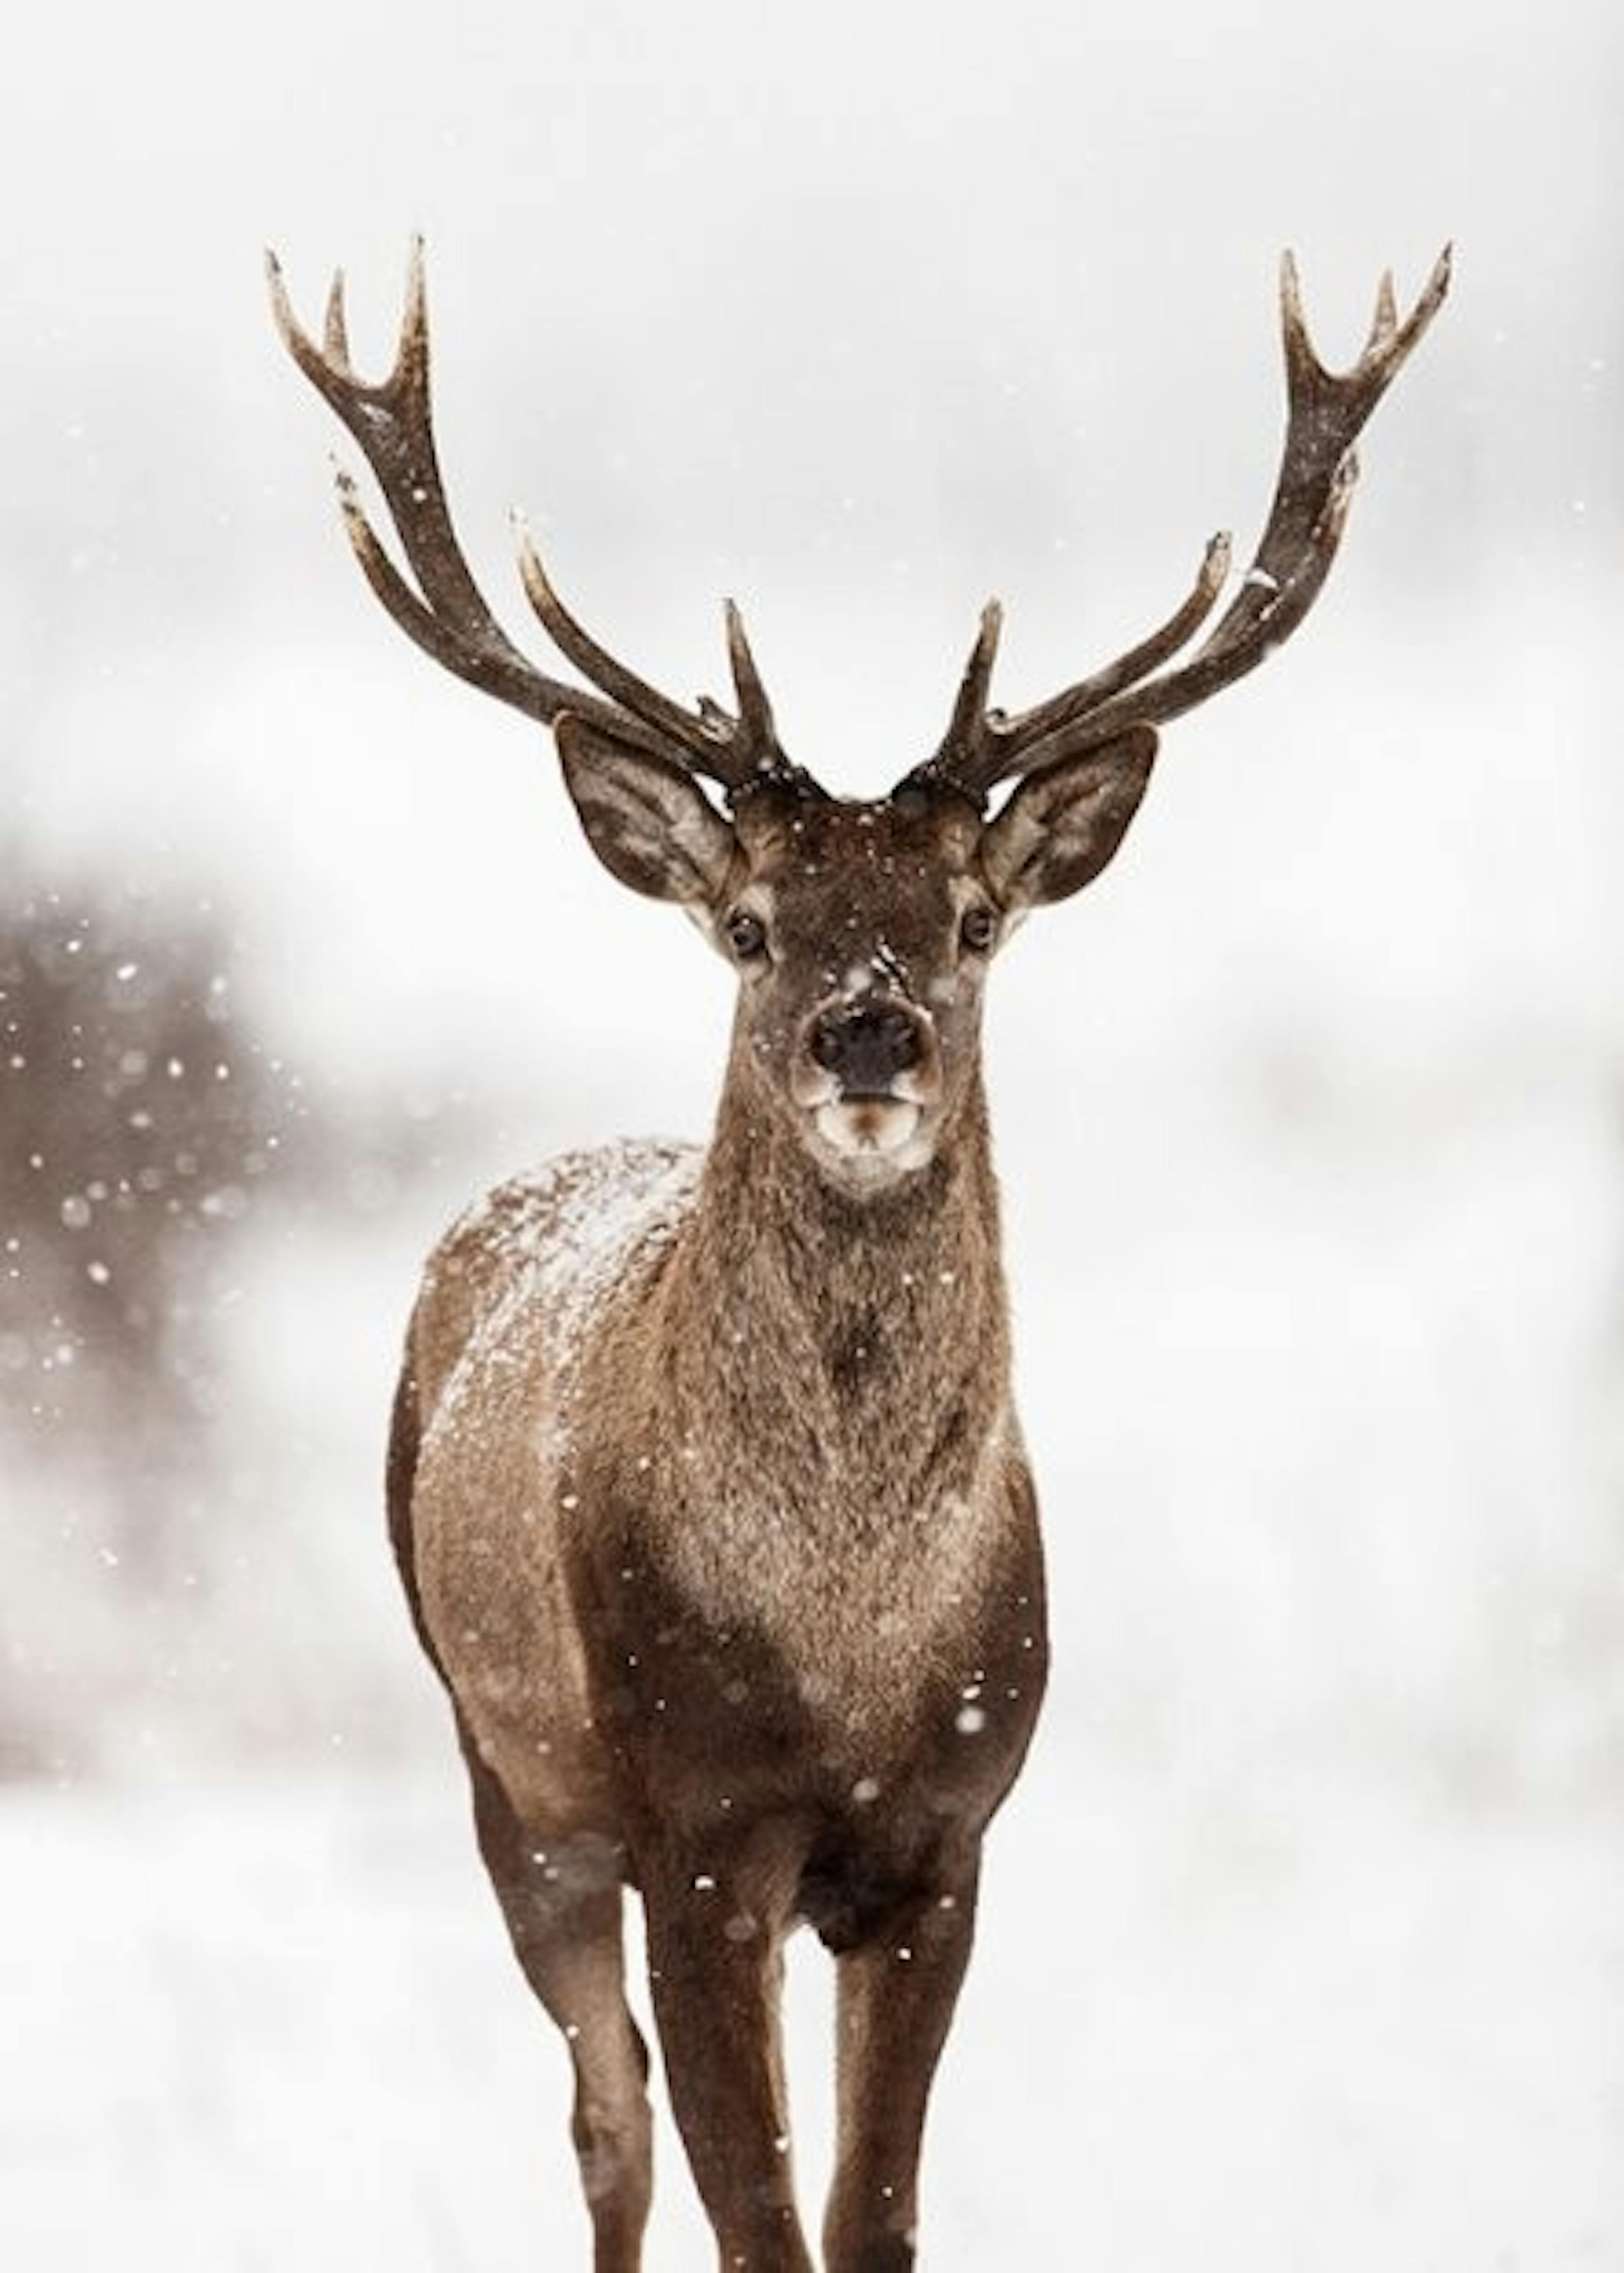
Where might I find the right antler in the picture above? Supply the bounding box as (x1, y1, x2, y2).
(910, 246, 1452, 801)
(267, 239, 787, 794)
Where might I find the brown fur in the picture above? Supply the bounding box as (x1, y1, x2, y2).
(275, 242, 1445, 2270)
(391, 783, 1075, 2271)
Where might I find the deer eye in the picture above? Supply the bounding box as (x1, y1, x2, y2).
(724, 909, 768, 961)
(959, 904, 999, 955)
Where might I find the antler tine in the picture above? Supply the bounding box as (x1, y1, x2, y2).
(515, 520, 754, 788)
(1366, 267, 1399, 354)
(330, 459, 510, 690)
(918, 248, 1450, 792)
(270, 242, 790, 785)
(269, 242, 607, 727)
(723, 600, 781, 759)
(1067, 450, 1362, 743)
(993, 533, 1234, 787)
(322, 269, 352, 368)
(911, 536, 1230, 801)
(921, 601, 1004, 782)
(1059, 246, 1451, 748)
(1278, 247, 1317, 398)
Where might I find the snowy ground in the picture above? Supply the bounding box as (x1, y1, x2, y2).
(6, 1754, 1620, 2271)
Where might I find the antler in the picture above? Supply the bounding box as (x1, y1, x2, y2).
(267, 238, 789, 795)
(913, 247, 1452, 802)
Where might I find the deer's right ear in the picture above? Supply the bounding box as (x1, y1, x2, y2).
(554, 714, 738, 906)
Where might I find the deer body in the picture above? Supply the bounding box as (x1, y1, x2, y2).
(273, 239, 1446, 2268)
(398, 1129, 1044, 2267)
(393, 800, 1048, 2269)
(404, 1113, 1039, 1833)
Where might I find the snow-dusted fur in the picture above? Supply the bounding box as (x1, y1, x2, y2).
(272, 234, 1452, 2271)
(409, 1112, 1034, 1828)
(387, 776, 1089, 2273)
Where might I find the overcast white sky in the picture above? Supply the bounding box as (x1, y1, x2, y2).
(4, 0, 1618, 1738)
(5, 2, 1615, 1054)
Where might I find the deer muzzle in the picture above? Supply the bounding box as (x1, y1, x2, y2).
(808, 999, 925, 1096)
(794, 991, 942, 1177)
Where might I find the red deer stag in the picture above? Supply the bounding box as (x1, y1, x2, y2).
(270, 242, 1448, 2272)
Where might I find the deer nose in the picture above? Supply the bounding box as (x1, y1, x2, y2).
(809, 1000, 924, 1094)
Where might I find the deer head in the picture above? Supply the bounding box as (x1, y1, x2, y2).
(548, 709, 1156, 1191)
(269, 242, 1448, 1194)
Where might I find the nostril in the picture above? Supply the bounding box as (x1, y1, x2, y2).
(875, 1006, 921, 1068)
(810, 1001, 924, 1090)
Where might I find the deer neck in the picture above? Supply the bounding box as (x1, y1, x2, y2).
(655, 1056, 1012, 1511)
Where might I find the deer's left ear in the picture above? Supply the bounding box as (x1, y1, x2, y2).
(980, 725, 1158, 910)
(555, 713, 738, 905)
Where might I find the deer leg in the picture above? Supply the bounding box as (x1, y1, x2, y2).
(641, 1851, 814, 2273)
(465, 1749, 653, 2273)
(821, 1862, 981, 2273)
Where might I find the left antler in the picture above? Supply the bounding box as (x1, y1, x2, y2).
(911, 247, 1452, 801)
(268, 237, 789, 794)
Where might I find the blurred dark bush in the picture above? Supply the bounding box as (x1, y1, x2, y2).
(0, 866, 314, 1562)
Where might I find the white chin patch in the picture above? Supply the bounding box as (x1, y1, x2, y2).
(814, 1098, 927, 1172)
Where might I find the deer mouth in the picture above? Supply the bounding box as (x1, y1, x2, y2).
(814, 1094, 924, 1160)
(792, 1010, 941, 1180)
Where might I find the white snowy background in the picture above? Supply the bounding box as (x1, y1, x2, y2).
(3, 1, 1620, 2266)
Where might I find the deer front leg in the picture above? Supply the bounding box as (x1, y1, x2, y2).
(821, 1861, 981, 2273)
(641, 1849, 814, 2273)
(465, 1748, 653, 2272)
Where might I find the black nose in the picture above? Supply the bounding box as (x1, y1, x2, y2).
(809, 1000, 923, 1093)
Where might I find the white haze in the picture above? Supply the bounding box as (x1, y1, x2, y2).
(3, 0, 1620, 2265)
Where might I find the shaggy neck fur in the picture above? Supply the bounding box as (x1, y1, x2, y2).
(648, 1043, 1013, 1533)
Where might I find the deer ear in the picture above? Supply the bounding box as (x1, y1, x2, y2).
(980, 725, 1158, 910)
(554, 714, 738, 905)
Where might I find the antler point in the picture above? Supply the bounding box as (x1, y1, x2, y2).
(398, 237, 430, 380)
(265, 247, 298, 340)
(514, 518, 553, 597)
(322, 267, 352, 367)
